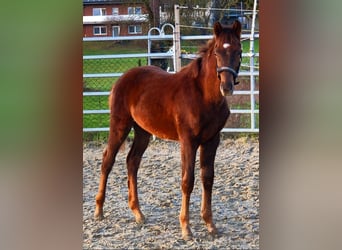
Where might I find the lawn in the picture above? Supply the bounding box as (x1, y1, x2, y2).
(83, 58, 147, 74)
(83, 40, 147, 55)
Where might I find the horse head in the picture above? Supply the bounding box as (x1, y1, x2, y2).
(213, 21, 242, 96)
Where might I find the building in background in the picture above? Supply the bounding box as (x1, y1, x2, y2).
(83, 0, 154, 37)
(83, 1, 257, 37)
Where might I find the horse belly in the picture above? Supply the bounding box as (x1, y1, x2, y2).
(116, 68, 175, 140)
(131, 107, 179, 141)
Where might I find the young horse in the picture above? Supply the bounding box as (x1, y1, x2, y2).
(94, 21, 242, 240)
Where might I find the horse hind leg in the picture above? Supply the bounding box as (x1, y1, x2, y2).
(94, 117, 133, 220)
(126, 124, 151, 224)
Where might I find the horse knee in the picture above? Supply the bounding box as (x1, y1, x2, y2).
(126, 155, 141, 169)
(201, 168, 214, 189)
(102, 144, 119, 165)
(181, 173, 195, 194)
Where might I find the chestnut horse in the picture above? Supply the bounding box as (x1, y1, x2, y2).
(94, 21, 242, 240)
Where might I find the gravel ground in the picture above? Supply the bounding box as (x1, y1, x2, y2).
(83, 136, 259, 249)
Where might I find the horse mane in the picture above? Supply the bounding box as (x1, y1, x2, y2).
(179, 23, 239, 80)
(179, 39, 215, 79)
(199, 39, 215, 57)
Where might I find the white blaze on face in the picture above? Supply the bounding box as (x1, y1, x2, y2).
(223, 43, 230, 49)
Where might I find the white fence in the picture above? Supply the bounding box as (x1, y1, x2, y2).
(83, 4, 259, 134)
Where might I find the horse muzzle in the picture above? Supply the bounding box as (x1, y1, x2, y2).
(220, 82, 234, 96)
(217, 66, 239, 96)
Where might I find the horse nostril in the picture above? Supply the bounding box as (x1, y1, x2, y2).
(220, 82, 234, 96)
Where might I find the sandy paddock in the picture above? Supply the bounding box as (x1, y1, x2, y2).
(83, 136, 259, 249)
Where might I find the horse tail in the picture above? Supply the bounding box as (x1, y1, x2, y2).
(108, 86, 126, 152)
(108, 92, 112, 111)
(108, 87, 114, 111)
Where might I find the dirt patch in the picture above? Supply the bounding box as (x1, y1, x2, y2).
(83, 137, 259, 249)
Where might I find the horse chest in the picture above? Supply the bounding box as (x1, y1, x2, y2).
(178, 101, 229, 142)
(199, 103, 229, 139)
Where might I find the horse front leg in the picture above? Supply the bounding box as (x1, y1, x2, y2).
(179, 140, 198, 240)
(199, 133, 220, 237)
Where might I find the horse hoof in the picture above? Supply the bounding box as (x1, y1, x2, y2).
(182, 233, 193, 241)
(135, 214, 145, 224)
(94, 213, 104, 220)
(94, 209, 104, 220)
(181, 230, 193, 241)
(208, 227, 219, 239)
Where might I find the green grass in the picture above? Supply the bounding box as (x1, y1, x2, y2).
(83, 113, 109, 128)
(83, 77, 118, 92)
(241, 39, 259, 70)
(231, 102, 259, 110)
(179, 38, 259, 54)
(83, 94, 110, 132)
(239, 114, 259, 129)
(83, 41, 147, 55)
(83, 42, 148, 139)
(83, 58, 148, 74)
(242, 38, 259, 53)
(83, 95, 109, 110)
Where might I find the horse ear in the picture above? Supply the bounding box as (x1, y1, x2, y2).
(232, 20, 241, 39)
(213, 22, 222, 37)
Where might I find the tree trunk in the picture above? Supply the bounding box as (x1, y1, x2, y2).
(209, 0, 221, 27)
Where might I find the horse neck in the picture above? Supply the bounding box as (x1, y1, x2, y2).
(200, 53, 224, 104)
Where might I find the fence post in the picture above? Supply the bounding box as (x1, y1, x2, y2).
(249, 0, 258, 130)
(174, 4, 181, 72)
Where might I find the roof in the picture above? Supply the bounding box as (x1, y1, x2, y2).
(83, 0, 143, 4)
(83, 14, 148, 24)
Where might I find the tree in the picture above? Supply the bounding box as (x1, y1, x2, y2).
(148, 0, 257, 32)
(209, 0, 256, 26)
(159, 0, 254, 27)
(142, 0, 155, 28)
